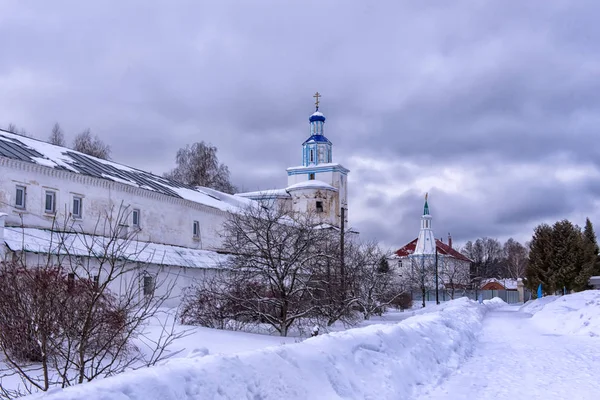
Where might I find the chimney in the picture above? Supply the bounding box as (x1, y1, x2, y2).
(448, 233, 453, 249)
(0, 213, 7, 260)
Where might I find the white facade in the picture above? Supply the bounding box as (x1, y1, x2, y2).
(0, 158, 229, 251)
(0, 99, 353, 307)
(238, 106, 350, 229)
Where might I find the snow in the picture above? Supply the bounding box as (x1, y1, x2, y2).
(3, 227, 228, 269)
(420, 292, 600, 399)
(481, 277, 520, 290)
(286, 163, 348, 173)
(235, 188, 291, 199)
(519, 290, 600, 337)
(0, 129, 255, 213)
(286, 180, 337, 191)
(30, 298, 504, 400)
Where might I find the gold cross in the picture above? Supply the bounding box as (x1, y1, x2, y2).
(425, 192, 428, 201)
(313, 92, 321, 109)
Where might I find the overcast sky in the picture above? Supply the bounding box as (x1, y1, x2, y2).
(1, 1, 599, 250)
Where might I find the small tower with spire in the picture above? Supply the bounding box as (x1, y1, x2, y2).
(286, 93, 350, 228)
(414, 193, 436, 255)
(303, 92, 333, 166)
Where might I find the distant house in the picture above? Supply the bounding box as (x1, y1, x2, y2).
(480, 278, 520, 291)
(392, 195, 472, 291)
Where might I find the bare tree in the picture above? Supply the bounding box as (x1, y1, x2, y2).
(351, 245, 407, 320)
(72, 128, 111, 160)
(165, 142, 237, 194)
(401, 256, 436, 307)
(438, 257, 471, 299)
(182, 202, 333, 336)
(0, 205, 184, 398)
(48, 123, 66, 146)
(461, 237, 504, 282)
(5, 123, 29, 137)
(503, 238, 528, 280)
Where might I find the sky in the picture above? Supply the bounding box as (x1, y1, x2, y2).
(1, 0, 599, 250)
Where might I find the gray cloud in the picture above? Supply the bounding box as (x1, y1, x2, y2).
(1, 1, 600, 250)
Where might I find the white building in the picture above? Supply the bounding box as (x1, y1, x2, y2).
(392, 195, 472, 292)
(237, 103, 349, 230)
(0, 96, 350, 305)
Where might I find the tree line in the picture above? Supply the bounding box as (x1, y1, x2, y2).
(525, 218, 600, 295)
(460, 237, 529, 282)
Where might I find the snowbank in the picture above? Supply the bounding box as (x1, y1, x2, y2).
(32, 298, 504, 400)
(519, 290, 600, 337)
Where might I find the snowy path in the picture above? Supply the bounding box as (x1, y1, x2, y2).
(417, 306, 600, 400)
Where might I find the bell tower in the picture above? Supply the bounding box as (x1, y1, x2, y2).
(286, 93, 349, 227)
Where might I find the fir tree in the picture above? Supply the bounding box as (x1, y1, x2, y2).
(548, 220, 581, 293)
(526, 223, 553, 295)
(574, 218, 600, 291)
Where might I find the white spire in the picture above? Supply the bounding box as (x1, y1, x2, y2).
(413, 193, 436, 255)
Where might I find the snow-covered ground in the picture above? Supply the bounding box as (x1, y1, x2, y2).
(419, 290, 600, 400)
(28, 298, 503, 399)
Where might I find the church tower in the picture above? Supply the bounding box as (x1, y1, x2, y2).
(286, 93, 349, 227)
(413, 193, 436, 255)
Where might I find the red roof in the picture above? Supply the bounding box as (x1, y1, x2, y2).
(395, 238, 472, 263)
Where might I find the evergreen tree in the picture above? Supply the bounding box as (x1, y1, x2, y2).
(526, 223, 554, 295)
(549, 220, 581, 292)
(574, 218, 600, 291)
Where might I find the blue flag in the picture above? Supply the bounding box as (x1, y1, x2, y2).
(537, 283, 543, 298)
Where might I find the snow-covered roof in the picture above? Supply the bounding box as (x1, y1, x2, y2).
(235, 188, 291, 199)
(0, 129, 250, 213)
(287, 163, 349, 174)
(3, 227, 228, 269)
(395, 238, 472, 263)
(286, 180, 337, 191)
(481, 278, 520, 290)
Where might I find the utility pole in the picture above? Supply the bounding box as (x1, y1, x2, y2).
(340, 207, 345, 296)
(421, 256, 425, 308)
(435, 247, 440, 305)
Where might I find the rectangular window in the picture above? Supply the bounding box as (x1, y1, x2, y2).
(15, 185, 26, 209)
(309, 173, 315, 180)
(193, 221, 200, 238)
(143, 275, 154, 296)
(132, 209, 140, 227)
(316, 201, 324, 213)
(310, 149, 314, 162)
(44, 190, 56, 214)
(72, 196, 83, 219)
(93, 275, 99, 291)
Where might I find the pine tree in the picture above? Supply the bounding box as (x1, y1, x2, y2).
(549, 220, 581, 293)
(574, 218, 600, 291)
(526, 223, 554, 295)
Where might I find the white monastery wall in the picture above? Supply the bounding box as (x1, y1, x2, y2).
(0, 158, 228, 250)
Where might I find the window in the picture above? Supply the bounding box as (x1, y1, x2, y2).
(310, 149, 314, 162)
(93, 275, 100, 291)
(193, 221, 200, 238)
(132, 209, 140, 227)
(72, 196, 83, 219)
(44, 190, 56, 214)
(309, 173, 315, 180)
(15, 185, 26, 209)
(143, 275, 154, 296)
(316, 201, 324, 213)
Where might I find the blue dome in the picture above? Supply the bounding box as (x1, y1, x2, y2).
(309, 111, 326, 123)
